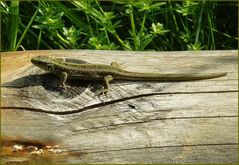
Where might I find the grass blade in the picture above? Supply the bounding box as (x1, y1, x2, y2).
(14, 6, 39, 51)
(9, 0, 19, 50)
(195, 0, 205, 44)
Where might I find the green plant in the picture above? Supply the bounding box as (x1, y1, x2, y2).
(1, 0, 238, 52)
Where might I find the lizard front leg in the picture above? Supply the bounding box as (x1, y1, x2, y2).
(101, 75, 113, 95)
(59, 72, 68, 89)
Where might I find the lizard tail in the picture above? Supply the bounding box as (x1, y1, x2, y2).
(114, 72, 227, 81)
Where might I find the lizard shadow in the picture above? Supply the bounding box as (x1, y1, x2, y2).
(1, 73, 103, 98)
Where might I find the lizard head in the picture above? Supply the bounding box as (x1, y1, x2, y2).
(31, 56, 55, 72)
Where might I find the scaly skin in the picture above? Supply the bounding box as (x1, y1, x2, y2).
(31, 56, 227, 94)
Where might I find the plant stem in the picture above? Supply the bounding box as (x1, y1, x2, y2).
(129, 5, 138, 50)
(9, 0, 19, 50)
(139, 12, 147, 34)
(104, 29, 110, 45)
(55, 1, 89, 33)
(168, 1, 178, 32)
(86, 15, 94, 37)
(37, 28, 42, 50)
(195, 0, 205, 44)
(18, 22, 52, 49)
(113, 33, 132, 50)
(207, 7, 215, 49)
(56, 32, 70, 45)
(14, 6, 39, 51)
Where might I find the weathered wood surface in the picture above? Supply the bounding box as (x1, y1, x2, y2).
(1, 50, 238, 164)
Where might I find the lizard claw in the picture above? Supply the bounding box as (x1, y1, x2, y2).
(99, 88, 109, 96)
(59, 83, 67, 90)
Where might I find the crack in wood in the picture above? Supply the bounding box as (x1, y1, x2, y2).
(66, 115, 238, 133)
(1, 90, 237, 115)
(67, 143, 238, 155)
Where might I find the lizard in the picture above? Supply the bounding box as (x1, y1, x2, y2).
(31, 56, 227, 94)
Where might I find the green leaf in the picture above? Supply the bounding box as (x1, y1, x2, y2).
(151, 23, 169, 35)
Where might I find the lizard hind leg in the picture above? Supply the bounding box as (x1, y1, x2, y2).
(101, 75, 113, 95)
(110, 62, 126, 69)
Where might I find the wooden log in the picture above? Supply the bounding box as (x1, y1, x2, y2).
(1, 50, 238, 164)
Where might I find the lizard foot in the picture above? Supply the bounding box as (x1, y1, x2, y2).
(98, 88, 109, 96)
(59, 83, 67, 90)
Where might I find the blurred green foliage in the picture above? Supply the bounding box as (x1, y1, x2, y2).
(1, 0, 238, 52)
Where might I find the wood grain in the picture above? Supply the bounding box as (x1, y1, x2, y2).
(1, 50, 238, 164)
